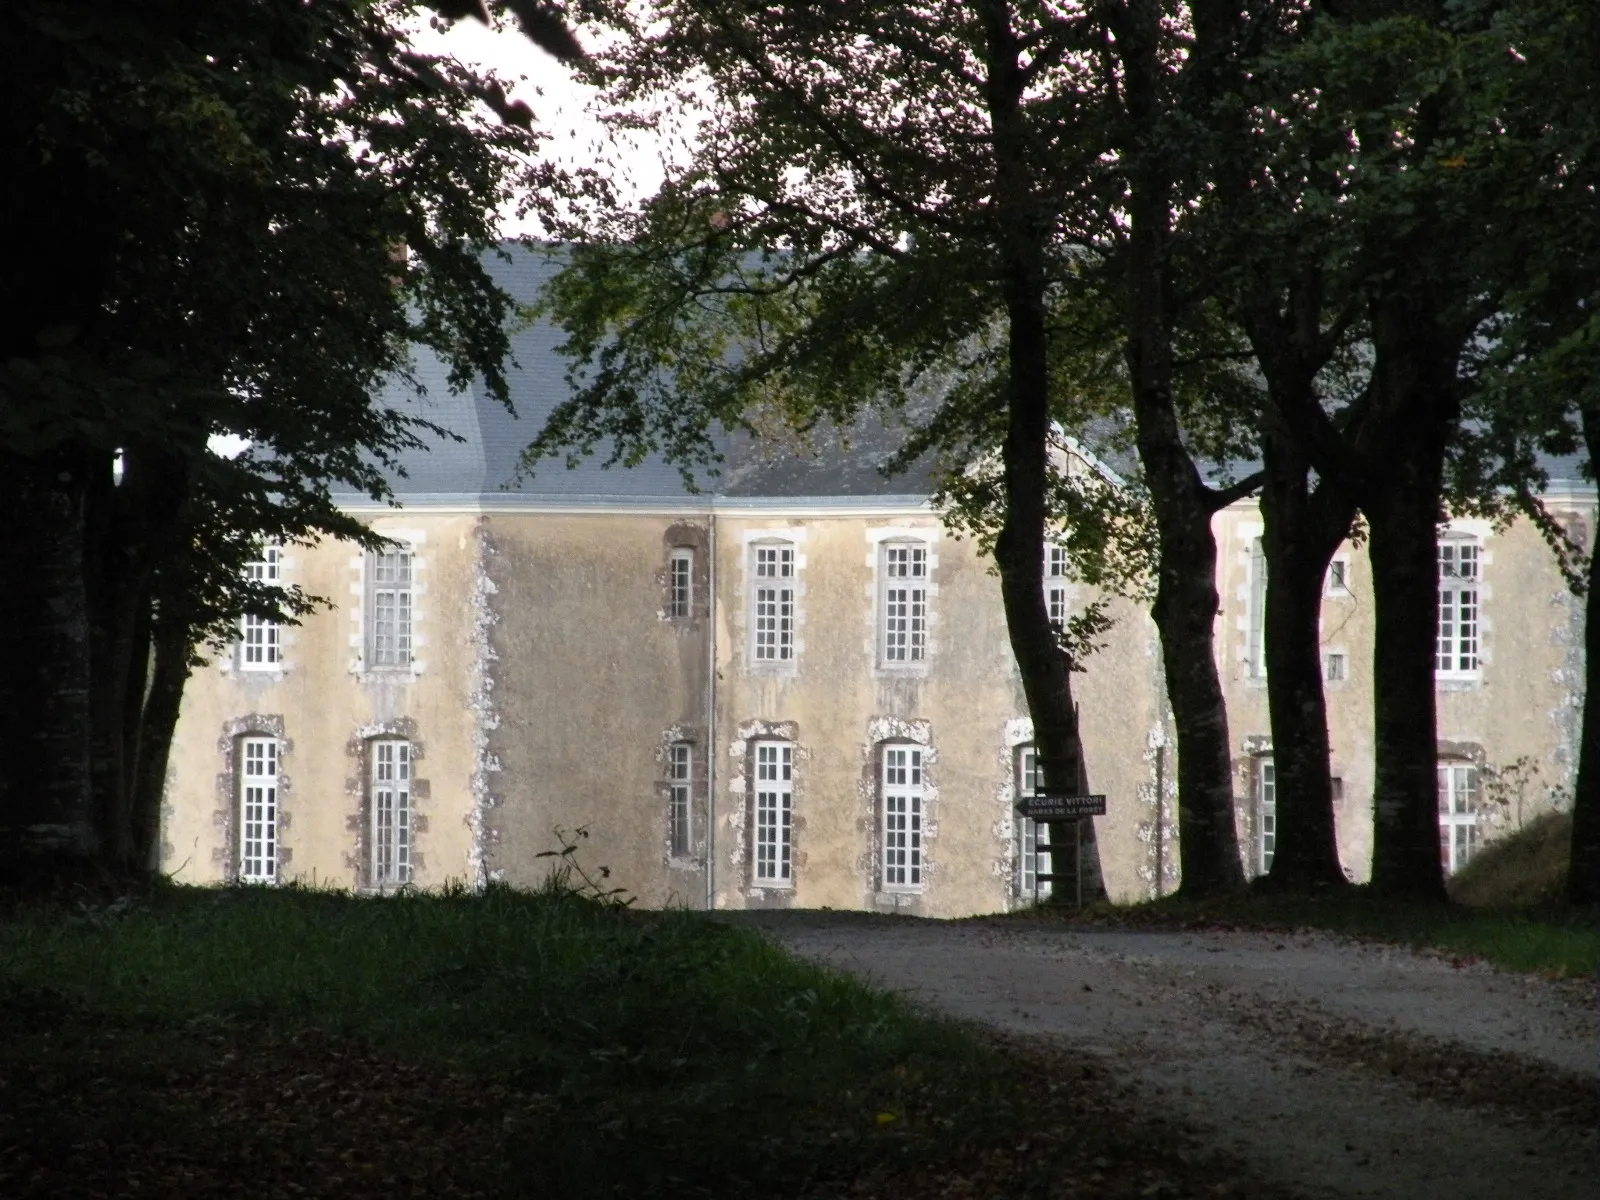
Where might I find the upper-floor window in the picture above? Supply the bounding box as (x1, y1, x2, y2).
(751, 542, 795, 663)
(1438, 761, 1478, 874)
(668, 548, 694, 620)
(880, 541, 928, 665)
(668, 741, 693, 858)
(1325, 557, 1351, 596)
(238, 736, 278, 883)
(1436, 539, 1480, 677)
(1046, 545, 1069, 628)
(241, 544, 282, 669)
(371, 739, 412, 888)
(1015, 746, 1052, 900)
(752, 741, 793, 885)
(367, 549, 413, 669)
(881, 745, 926, 891)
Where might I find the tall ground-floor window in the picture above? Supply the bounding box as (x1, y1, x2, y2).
(372, 739, 412, 888)
(1258, 758, 1277, 875)
(1438, 761, 1478, 875)
(753, 741, 793, 884)
(1014, 747, 1052, 899)
(881, 745, 925, 890)
(668, 741, 693, 858)
(238, 736, 278, 883)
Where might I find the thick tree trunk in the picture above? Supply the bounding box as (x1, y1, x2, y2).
(84, 442, 192, 879)
(132, 610, 191, 874)
(0, 447, 98, 880)
(1258, 436, 1353, 891)
(1366, 463, 1449, 900)
(1116, 0, 1246, 898)
(980, 0, 1100, 900)
(1568, 404, 1600, 906)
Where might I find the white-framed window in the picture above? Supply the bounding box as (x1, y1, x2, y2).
(753, 741, 793, 884)
(1046, 545, 1069, 628)
(1438, 761, 1478, 875)
(880, 541, 928, 665)
(371, 739, 412, 887)
(751, 542, 795, 663)
(241, 544, 283, 669)
(1247, 537, 1267, 678)
(1015, 747, 1052, 899)
(881, 745, 925, 890)
(1325, 557, 1351, 596)
(367, 549, 413, 669)
(669, 741, 693, 858)
(1257, 757, 1276, 875)
(238, 736, 278, 882)
(1436, 539, 1481, 676)
(668, 548, 694, 620)
(1324, 651, 1347, 682)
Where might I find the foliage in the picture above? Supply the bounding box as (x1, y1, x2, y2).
(0, 0, 552, 871)
(1448, 810, 1572, 909)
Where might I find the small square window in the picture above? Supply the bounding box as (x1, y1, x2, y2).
(1325, 559, 1350, 595)
(1324, 652, 1346, 682)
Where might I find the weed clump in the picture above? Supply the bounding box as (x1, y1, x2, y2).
(1448, 810, 1571, 908)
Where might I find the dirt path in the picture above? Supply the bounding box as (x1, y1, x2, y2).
(724, 912, 1599, 1200)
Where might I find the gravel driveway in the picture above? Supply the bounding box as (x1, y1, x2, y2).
(723, 911, 1599, 1200)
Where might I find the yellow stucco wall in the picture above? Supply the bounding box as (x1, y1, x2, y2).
(1214, 498, 1592, 882)
(162, 514, 484, 890)
(161, 492, 1592, 909)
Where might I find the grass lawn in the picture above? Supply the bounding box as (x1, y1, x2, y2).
(0, 881, 1280, 1199)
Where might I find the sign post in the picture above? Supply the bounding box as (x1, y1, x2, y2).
(1016, 791, 1107, 906)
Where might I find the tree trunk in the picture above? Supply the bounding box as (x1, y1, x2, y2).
(1258, 434, 1353, 891)
(1119, 0, 1245, 897)
(0, 447, 98, 881)
(1365, 461, 1449, 900)
(84, 442, 193, 879)
(132, 608, 191, 874)
(979, 0, 1099, 900)
(1568, 403, 1600, 906)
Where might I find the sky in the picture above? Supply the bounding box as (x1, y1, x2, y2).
(408, 14, 673, 235)
(211, 14, 668, 458)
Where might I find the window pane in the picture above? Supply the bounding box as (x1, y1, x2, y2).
(372, 740, 412, 886)
(669, 551, 693, 618)
(239, 737, 278, 882)
(881, 744, 924, 889)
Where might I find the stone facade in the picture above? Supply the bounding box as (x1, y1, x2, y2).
(158, 247, 1595, 910)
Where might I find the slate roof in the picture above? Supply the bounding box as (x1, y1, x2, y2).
(336, 243, 1593, 508)
(334, 244, 937, 508)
